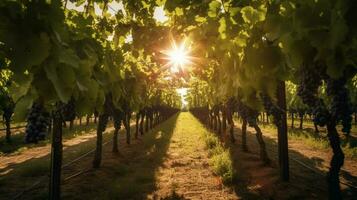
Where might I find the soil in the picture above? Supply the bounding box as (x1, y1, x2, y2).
(2, 113, 356, 199)
(0, 127, 113, 174)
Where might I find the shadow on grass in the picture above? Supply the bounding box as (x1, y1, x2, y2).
(220, 124, 357, 200)
(289, 127, 357, 148)
(58, 114, 179, 200)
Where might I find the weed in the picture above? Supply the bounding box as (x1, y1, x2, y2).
(210, 150, 234, 184)
(203, 132, 235, 184)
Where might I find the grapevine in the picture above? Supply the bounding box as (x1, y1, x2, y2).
(0, 0, 355, 199)
(25, 103, 51, 144)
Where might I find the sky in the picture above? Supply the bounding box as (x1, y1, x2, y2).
(176, 88, 188, 106)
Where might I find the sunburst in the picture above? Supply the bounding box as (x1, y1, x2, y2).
(162, 38, 193, 73)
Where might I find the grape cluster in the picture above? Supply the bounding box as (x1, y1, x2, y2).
(311, 100, 329, 126)
(60, 99, 76, 121)
(260, 94, 282, 126)
(326, 77, 352, 134)
(25, 103, 51, 143)
(297, 65, 322, 107)
(297, 64, 329, 127)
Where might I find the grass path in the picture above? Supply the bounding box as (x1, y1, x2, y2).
(27, 113, 240, 200)
(151, 113, 238, 199)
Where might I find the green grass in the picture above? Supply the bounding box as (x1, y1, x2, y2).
(287, 128, 357, 159)
(342, 143, 357, 160)
(288, 129, 330, 149)
(203, 131, 235, 184)
(259, 123, 357, 159)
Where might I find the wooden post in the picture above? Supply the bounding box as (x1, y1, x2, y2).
(49, 107, 63, 200)
(5, 116, 11, 143)
(93, 114, 108, 168)
(276, 81, 289, 181)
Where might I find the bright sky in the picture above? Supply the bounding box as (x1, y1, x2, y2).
(153, 6, 169, 23)
(176, 88, 188, 106)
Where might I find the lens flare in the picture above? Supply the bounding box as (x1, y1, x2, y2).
(162, 39, 192, 73)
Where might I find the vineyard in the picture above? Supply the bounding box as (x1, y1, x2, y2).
(0, 0, 356, 199)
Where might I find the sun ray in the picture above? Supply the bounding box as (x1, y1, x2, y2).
(161, 38, 193, 73)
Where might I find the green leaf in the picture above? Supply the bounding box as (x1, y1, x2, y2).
(10, 32, 51, 72)
(9, 72, 33, 102)
(208, 1, 221, 18)
(264, 14, 283, 41)
(326, 50, 345, 79)
(44, 63, 75, 103)
(218, 17, 226, 39)
(13, 88, 37, 122)
(241, 6, 265, 24)
(164, 0, 182, 12)
(329, 9, 348, 49)
(229, 7, 240, 17)
(58, 48, 80, 68)
(156, 0, 166, 6)
(195, 16, 207, 23)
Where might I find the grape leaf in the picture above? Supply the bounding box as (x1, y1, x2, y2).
(241, 6, 265, 24)
(208, 1, 221, 18)
(9, 72, 33, 102)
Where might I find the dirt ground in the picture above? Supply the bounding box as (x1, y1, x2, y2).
(58, 113, 239, 200)
(246, 124, 357, 184)
(2, 113, 356, 199)
(0, 126, 113, 173)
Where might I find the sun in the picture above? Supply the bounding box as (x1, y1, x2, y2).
(168, 43, 189, 67)
(162, 39, 192, 73)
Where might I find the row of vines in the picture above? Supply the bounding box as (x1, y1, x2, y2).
(0, 0, 356, 199)
(0, 0, 183, 199)
(177, 0, 356, 200)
